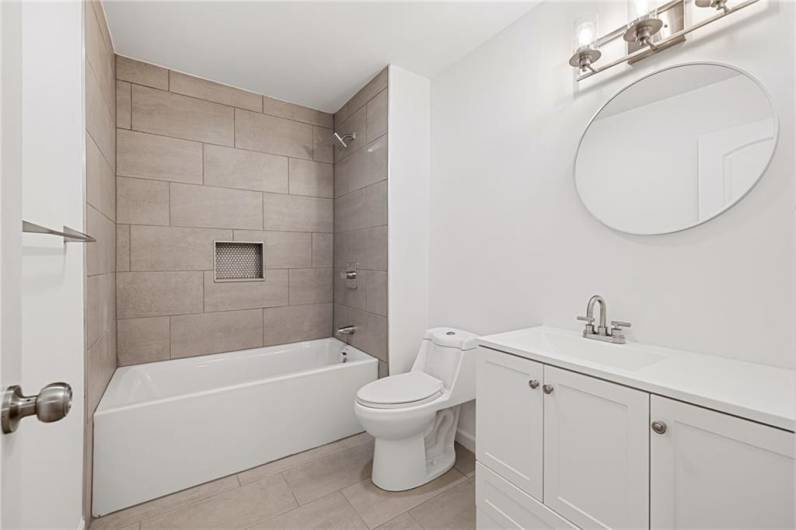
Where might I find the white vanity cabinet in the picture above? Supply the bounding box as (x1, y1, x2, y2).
(475, 327, 795, 530)
(650, 396, 794, 529)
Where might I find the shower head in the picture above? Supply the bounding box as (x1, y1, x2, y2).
(332, 131, 356, 149)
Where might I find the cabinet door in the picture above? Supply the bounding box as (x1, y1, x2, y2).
(477, 347, 543, 500)
(650, 396, 794, 529)
(476, 463, 577, 530)
(543, 366, 649, 529)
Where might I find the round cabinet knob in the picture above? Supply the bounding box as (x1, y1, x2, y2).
(651, 421, 667, 435)
(528, 379, 539, 389)
(542, 384, 554, 395)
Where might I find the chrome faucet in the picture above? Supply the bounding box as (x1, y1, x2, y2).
(335, 325, 356, 337)
(577, 295, 631, 344)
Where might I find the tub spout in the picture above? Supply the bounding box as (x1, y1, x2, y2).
(335, 325, 356, 336)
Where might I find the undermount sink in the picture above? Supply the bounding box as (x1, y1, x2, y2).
(542, 331, 666, 371)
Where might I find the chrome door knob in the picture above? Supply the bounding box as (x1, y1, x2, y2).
(528, 379, 540, 389)
(651, 421, 667, 435)
(542, 384, 554, 394)
(1, 382, 72, 434)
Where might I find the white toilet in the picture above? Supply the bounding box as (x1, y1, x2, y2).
(354, 327, 478, 491)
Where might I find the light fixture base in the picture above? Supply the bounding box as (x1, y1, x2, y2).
(568, 46, 602, 71)
(626, 1, 685, 64)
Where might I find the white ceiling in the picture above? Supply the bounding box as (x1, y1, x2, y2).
(103, 1, 536, 113)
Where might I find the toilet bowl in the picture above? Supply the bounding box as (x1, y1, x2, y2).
(354, 328, 478, 491)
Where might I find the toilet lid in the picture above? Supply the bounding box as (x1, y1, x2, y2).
(356, 372, 444, 409)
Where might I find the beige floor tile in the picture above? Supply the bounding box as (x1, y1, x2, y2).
(250, 491, 368, 529)
(342, 469, 466, 529)
(374, 513, 423, 530)
(141, 474, 296, 529)
(91, 522, 139, 530)
(283, 442, 374, 505)
(238, 432, 372, 485)
(454, 443, 476, 477)
(91, 476, 239, 529)
(409, 477, 475, 530)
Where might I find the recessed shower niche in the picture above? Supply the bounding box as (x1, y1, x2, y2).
(214, 241, 264, 282)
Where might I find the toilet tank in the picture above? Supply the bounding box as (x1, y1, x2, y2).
(412, 328, 478, 407)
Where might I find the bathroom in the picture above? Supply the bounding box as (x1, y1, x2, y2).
(0, 0, 793, 528)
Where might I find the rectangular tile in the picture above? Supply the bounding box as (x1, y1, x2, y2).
(204, 270, 288, 312)
(250, 491, 368, 530)
(375, 513, 423, 530)
(335, 135, 388, 197)
(335, 269, 387, 316)
(90, 476, 240, 530)
(233, 230, 311, 269)
(313, 126, 334, 163)
(116, 55, 169, 90)
(86, 61, 115, 166)
(366, 89, 388, 142)
(117, 317, 170, 366)
(235, 109, 313, 159)
(342, 469, 466, 529)
(263, 194, 332, 233)
(282, 442, 374, 505)
(289, 268, 333, 305)
(311, 233, 333, 268)
(86, 133, 115, 221)
(140, 474, 295, 529)
(85, 0, 114, 106)
(117, 129, 203, 184)
(86, 205, 115, 277)
(132, 84, 234, 145)
(333, 304, 388, 362)
(169, 71, 262, 111)
(289, 159, 333, 198)
(86, 331, 116, 424)
(117, 80, 132, 129)
(117, 271, 203, 318)
(408, 477, 475, 530)
(116, 224, 130, 272)
(117, 177, 170, 226)
(170, 309, 264, 358)
(171, 183, 262, 229)
(334, 106, 366, 162)
(335, 67, 388, 125)
(454, 443, 476, 477)
(335, 180, 387, 233)
(86, 272, 114, 348)
(262, 96, 333, 128)
(262, 304, 332, 346)
(334, 226, 388, 271)
(204, 145, 288, 193)
(130, 226, 232, 271)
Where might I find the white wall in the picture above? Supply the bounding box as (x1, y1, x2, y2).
(430, 1, 794, 439)
(388, 65, 431, 374)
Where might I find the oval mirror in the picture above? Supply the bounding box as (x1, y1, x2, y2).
(575, 63, 777, 235)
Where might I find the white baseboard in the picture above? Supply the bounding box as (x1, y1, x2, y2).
(455, 428, 476, 453)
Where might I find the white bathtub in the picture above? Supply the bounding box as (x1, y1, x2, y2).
(93, 338, 377, 516)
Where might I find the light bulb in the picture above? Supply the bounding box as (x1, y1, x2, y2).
(576, 20, 596, 47)
(632, 0, 650, 18)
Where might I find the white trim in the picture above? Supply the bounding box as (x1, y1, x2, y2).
(456, 427, 476, 454)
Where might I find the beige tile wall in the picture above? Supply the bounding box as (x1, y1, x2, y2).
(332, 69, 389, 376)
(84, 0, 116, 521)
(115, 56, 335, 366)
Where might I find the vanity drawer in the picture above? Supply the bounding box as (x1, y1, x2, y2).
(476, 463, 577, 530)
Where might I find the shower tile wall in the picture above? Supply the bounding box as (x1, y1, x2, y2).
(333, 68, 389, 376)
(115, 56, 335, 365)
(84, 0, 117, 519)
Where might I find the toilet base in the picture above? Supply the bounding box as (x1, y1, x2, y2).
(371, 406, 461, 492)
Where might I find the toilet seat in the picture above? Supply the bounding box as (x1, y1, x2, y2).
(356, 372, 444, 410)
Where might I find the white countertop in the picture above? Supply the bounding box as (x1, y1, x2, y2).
(478, 326, 795, 431)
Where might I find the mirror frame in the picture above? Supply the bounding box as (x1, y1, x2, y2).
(574, 61, 779, 236)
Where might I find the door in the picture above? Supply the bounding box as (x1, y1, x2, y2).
(543, 366, 648, 529)
(477, 347, 543, 500)
(1, 1, 86, 528)
(650, 396, 794, 529)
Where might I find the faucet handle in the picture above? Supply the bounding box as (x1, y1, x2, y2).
(611, 320, 631, 328)
(577, 315, 595, 323)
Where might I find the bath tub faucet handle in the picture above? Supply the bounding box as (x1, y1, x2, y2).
(335, 325, 356, 336)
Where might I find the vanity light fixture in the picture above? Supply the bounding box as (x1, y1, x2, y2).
(570, 0, 760, 81)
(569, 18, 601, 72)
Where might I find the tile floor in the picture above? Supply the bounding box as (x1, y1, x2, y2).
(91, 433, 476, 530)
